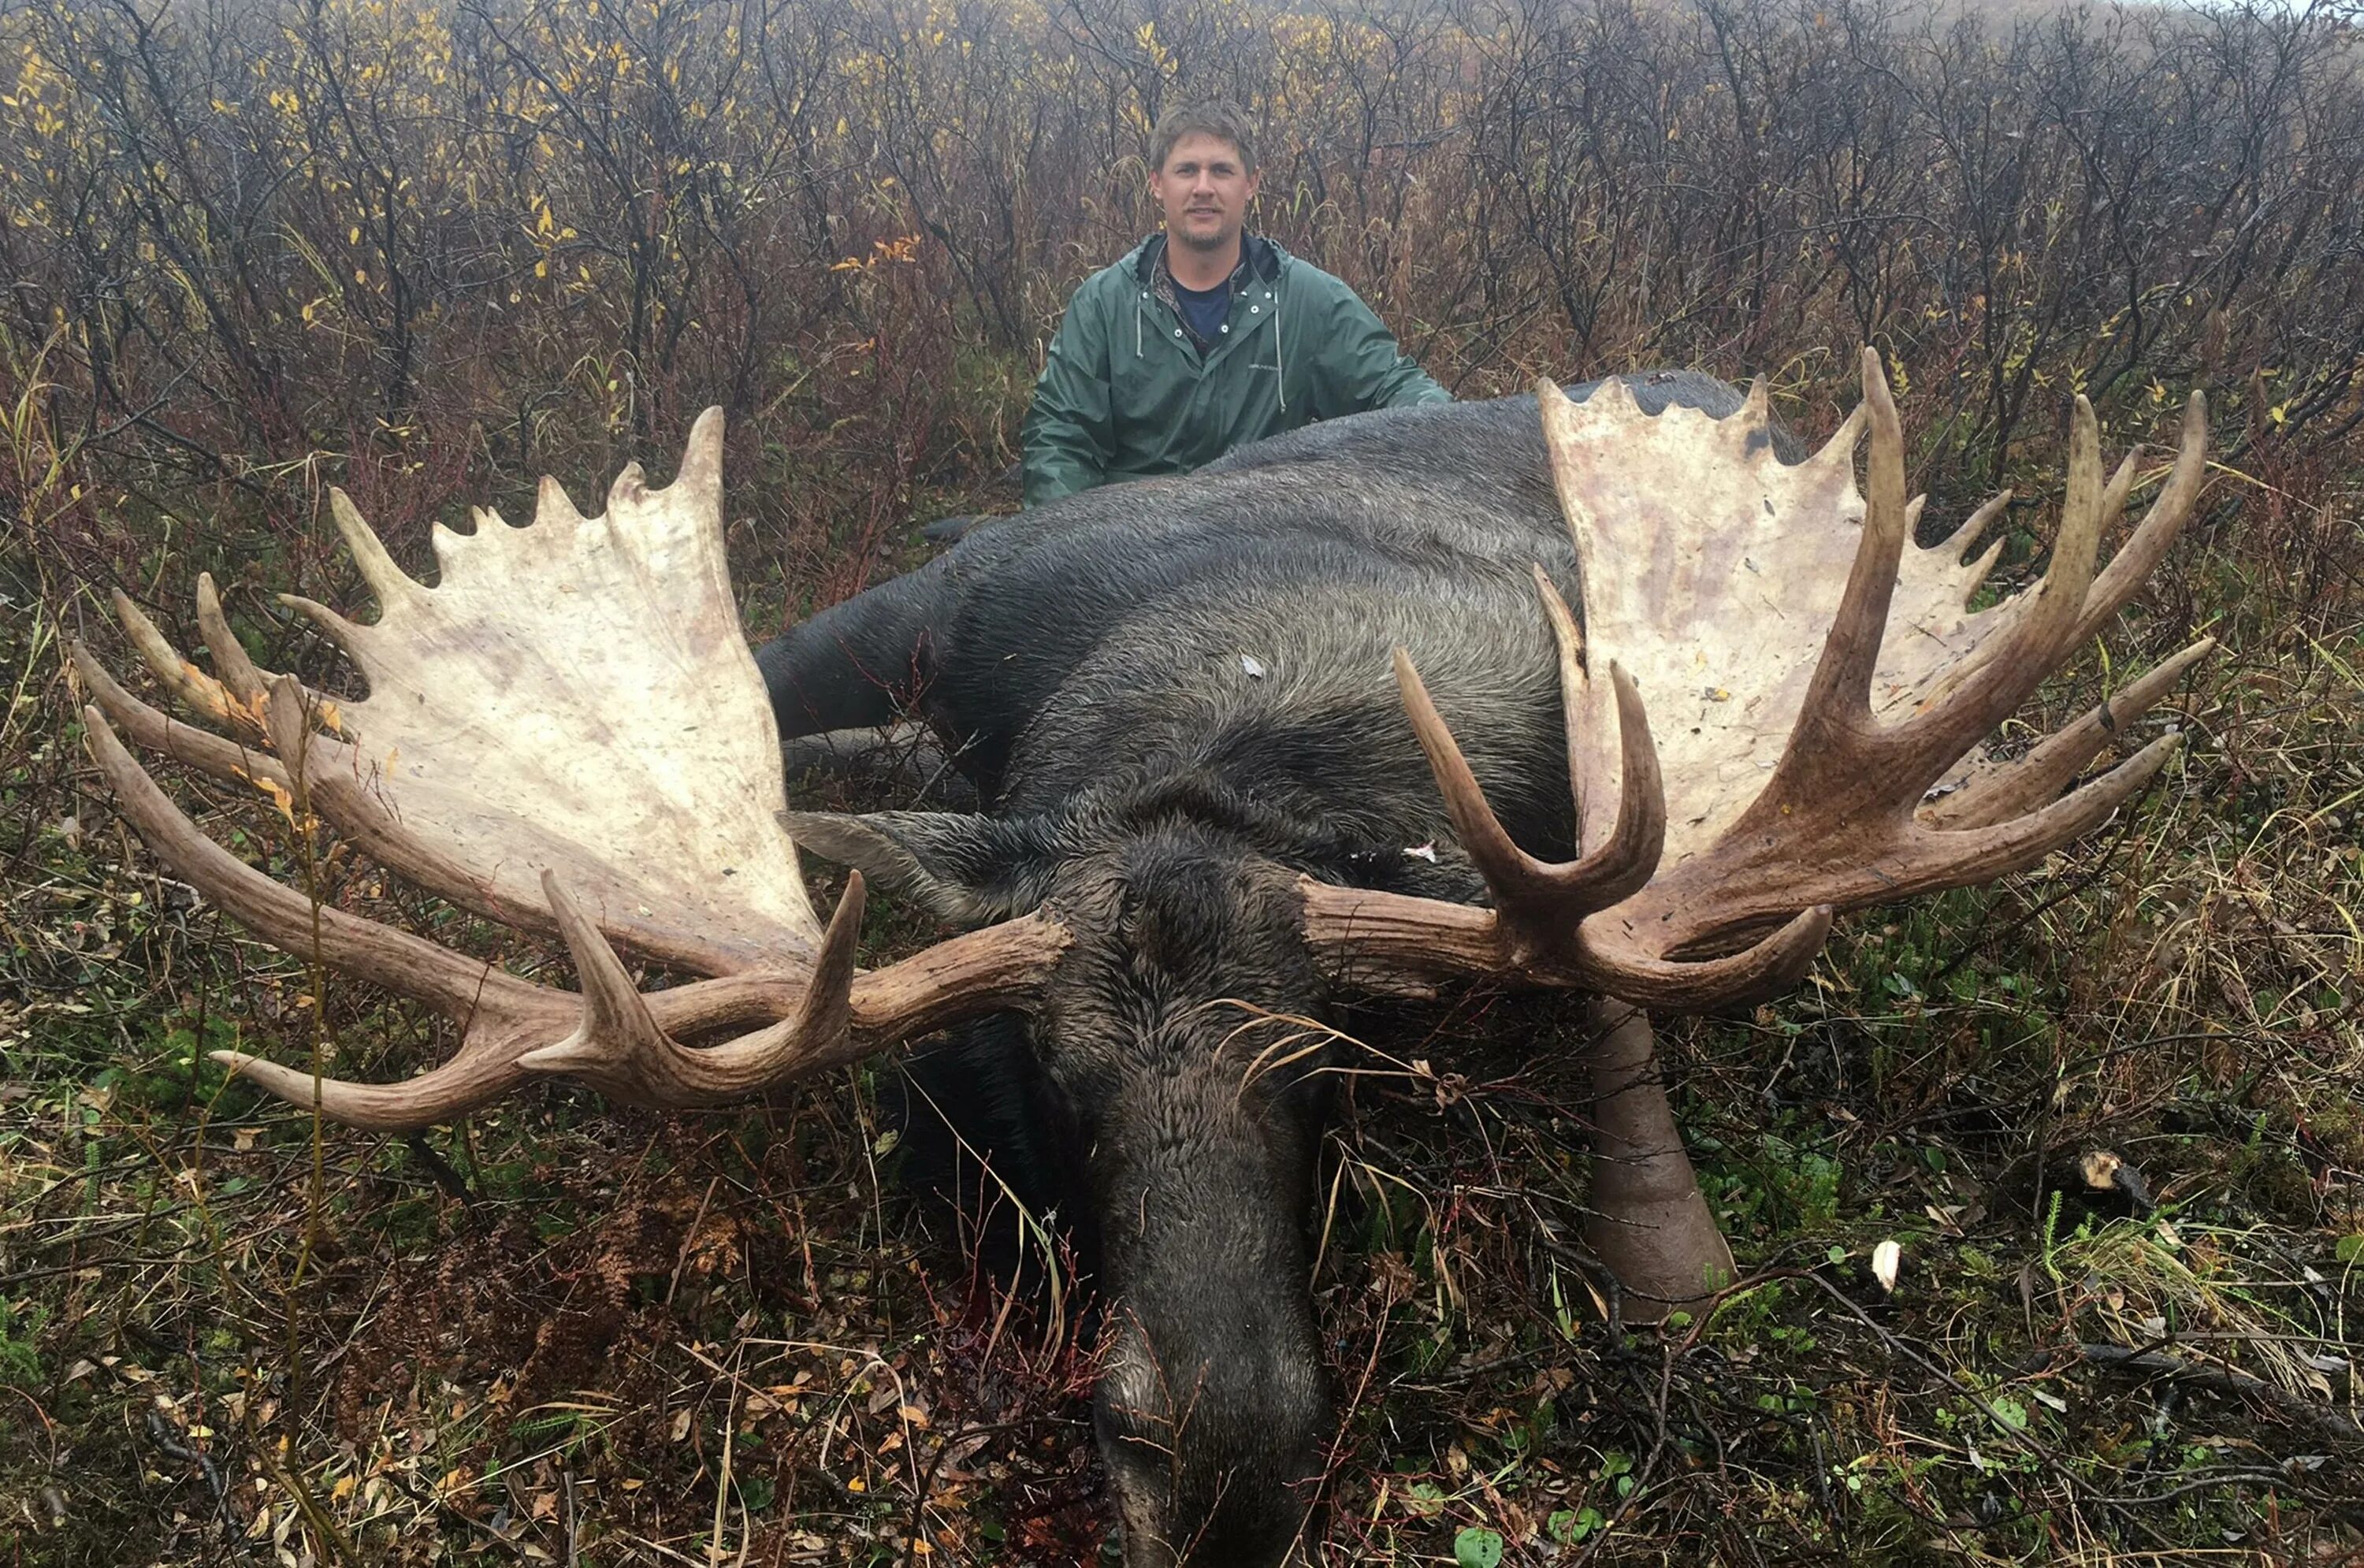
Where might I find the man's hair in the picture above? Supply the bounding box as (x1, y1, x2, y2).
(1148, 101, 1257, 176)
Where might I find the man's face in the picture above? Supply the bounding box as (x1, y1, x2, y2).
(1149, 132, 1261, 255)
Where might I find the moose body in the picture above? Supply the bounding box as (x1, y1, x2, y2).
(755, 373, 1782, 1563)
(80, 351, 2202, 1568)
(760, 373, 1774, 812)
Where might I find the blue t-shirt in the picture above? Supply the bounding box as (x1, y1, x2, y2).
(1171, 275, 1231, 347)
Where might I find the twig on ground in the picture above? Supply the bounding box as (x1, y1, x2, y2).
(2021, 1343, 2362, 1445)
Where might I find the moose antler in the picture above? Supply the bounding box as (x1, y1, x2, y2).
(76, 411, 1066, 1131)
(1307, 351, 2210, 1009)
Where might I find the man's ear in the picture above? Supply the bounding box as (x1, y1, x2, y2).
(781, 810, 1063, 928)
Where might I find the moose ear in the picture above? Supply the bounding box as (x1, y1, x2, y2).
(781, 810, 1061, 927)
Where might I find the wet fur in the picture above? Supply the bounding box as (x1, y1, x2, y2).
(759, 373, 1786, 1564)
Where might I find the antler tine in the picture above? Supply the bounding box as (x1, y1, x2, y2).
(274, 590, 375, 667)
(518, 871, 869, 1105)
(329, 488, 428, 613)
(84, 708, 549, 1021)
(1723, 351, 1922, 836)
(1937, 489, 2015, 604)
(1915, 731, 2183, 883)
(1926, 637, 2213, 830)
(70, 640, 293, 793)
(110, 588, 269, 741)
(1567, 662, 1663, 905)
(1390, 582, 1664, 943)
(192, 574, 283, 709)
(258, 671, 358, 788)
(519, 874, 687, 1103)
(269, 492, 406, 674)
(1790, 349, 1913, 761)
(1532, 566, 1665, 884)
(1884, 396, 2109, 780)
(1391, 646, 1527, 885)
(209, 1038, 545, 1131)
(2098, 449, 2143, 534)
(1938, 487, 2013, 559)
(1574, 905, 1833, 1009)
(783, 871, 864, 1051)
(2070, 391, 2210, 649)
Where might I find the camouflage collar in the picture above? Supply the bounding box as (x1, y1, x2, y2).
(1132, 231, 1283, 288)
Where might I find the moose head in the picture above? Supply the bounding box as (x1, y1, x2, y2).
(74, 351, 2207, 1564)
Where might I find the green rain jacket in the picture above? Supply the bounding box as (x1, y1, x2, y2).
(1021, 234, 1449, 507)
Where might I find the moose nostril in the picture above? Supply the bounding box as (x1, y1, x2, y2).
(1096, 1379, 1324, 1568)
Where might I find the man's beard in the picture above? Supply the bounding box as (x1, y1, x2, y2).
(1173, 217, 1236, 252)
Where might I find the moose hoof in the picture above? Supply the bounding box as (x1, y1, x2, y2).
(1581, 999, 1734, 1323)
(1582, 1151, 1736, 1325)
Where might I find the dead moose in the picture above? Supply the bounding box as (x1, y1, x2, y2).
(74, 351, 2207, 1566)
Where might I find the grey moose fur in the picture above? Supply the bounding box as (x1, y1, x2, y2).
(757, 372, 1791, 1566)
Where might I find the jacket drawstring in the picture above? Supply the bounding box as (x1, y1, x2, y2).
(1273, 280, 1284, 411)
(1131, 240, 1275, 389)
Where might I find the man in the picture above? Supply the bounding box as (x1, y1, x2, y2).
(1021, 101, 1448, 508)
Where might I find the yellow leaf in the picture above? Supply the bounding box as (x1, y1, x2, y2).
(255, 775, 296, 824)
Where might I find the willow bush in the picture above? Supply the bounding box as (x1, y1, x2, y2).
(3, 0, 2360, 609)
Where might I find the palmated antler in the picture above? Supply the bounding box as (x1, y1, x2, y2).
(76, 411, 1066, 1131)
(1307, 351, 2210, 1010)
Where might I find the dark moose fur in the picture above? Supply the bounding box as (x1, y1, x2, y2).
(756, 373, 1789, 1565)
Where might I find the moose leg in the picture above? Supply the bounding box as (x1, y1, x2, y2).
(756, 552, 983, 804)
(753, 550, 957, 738)
(1581, 998, 1733, 1323)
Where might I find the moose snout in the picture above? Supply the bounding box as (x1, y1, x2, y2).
(1093, 1301, 1329, 1566)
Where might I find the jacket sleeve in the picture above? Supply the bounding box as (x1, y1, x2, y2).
(1311, 285, 1451, 417)
(1022, 290, 1114, 507)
